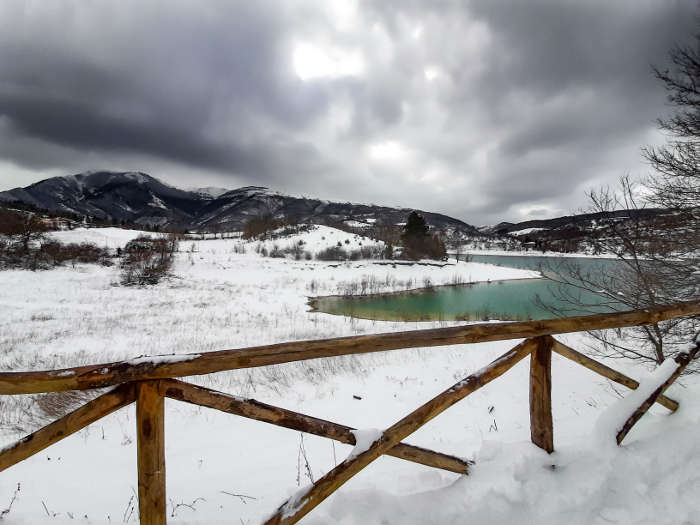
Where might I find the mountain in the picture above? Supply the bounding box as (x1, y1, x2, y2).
(482, 209, 670, 238)
(478, 208, 689, 252)
(188, 186, 230, 199)
(0, 171, 481, 234)
(0, 171, 205, 227)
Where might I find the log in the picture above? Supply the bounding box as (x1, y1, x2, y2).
(616, 342, 699, 445)
(0, 384, 135, 472)
(158, 379, 471, 474)
(551, 340, 678, 411)
(136, 381, 166, 525)
(263, 338, 536, 525)
(0, 301, 697, 395)
(529, 336, 554, 453)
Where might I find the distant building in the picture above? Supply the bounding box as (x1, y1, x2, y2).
(38, 216, 76, 230)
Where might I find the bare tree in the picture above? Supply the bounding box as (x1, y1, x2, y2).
(541, 33, 700, 366)
(643, 36, 700, 210)
(542, 177, 697, 365)
(0, 209, 47, 253)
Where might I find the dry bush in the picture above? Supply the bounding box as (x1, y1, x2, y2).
(315, 245, 347, 261)
(40, 240, 111, 267)
(120, 235, 177, 285)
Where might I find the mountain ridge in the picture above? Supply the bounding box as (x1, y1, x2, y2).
(0, 171, 481, 234)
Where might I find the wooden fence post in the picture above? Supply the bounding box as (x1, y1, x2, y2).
(530, 336, 554, 453)
(136, 381, 166, 525)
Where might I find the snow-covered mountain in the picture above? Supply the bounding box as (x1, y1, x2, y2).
(0, 171, 481, 234)
(188, 186, 230, 199)
(478, 208, 690, 252)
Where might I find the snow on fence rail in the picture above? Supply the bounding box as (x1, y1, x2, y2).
(0, 300, 698, 525)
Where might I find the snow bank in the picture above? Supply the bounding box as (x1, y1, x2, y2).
(348, 428, 383, 461)
(0, 227, 697, 524)
(595, 358, 678, 445)
(48, 227, 158, 249)
(253, 225, 384, 256)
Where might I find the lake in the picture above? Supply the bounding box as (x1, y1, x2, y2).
(310, 254, 624, 322)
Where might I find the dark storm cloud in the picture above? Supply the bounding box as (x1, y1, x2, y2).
(0, 1, 333, 182)
(0, 0, 696, 223)
(452, 1, 697, 219)
(0, 89, 324, 177)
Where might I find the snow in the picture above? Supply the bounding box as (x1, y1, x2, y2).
(149, 193, 168, 209)
(0, 227, 697, 524)
(51, 370, 76, 377)
(279, 484, 312, 520)
(48, 227, 159, 248)
(250, 225, 388, 258)
(189, 186, 230, 198)
(126, 354, 202, 366)
(347, 428, 383, 460)
(594, 358, 678, 444)
(343, 220, 370, 228)
(455, 248, 619, 259)
(509, 227, 548, 236)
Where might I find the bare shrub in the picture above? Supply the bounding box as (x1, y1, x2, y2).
(268, 244, 286, 258)
(0, 218, 110, 270)
(450, 273, 465, 285)
(120, 236, 177, 285)
(316, 246, 347, 261)
(0, 208, 47, 253)
(347, 245, 384, 260)
(40, 240, 111, 267)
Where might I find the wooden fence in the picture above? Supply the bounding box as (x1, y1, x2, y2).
(0, 300, 698, 524)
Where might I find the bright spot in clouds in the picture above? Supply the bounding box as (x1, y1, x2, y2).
(424, 67, 440, 81)
(367, 140, 409, 162)
(293, 42, 364, 81)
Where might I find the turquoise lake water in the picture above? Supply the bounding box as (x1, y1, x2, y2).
(310, 254, 623, 322)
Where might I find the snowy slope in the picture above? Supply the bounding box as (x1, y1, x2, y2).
(48, 227, 160, 248)
(0, 228, 697, 524)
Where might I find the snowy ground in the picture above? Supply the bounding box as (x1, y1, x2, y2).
(454, 248, 619, 258)
(0, 227, 697, 524)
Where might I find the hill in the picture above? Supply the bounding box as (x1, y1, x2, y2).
(0, 171, 480, 235)
(480, 208, 689, 252)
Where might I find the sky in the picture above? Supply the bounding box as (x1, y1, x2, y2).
(0, 1, 696, 225)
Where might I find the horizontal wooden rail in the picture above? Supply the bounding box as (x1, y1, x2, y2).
(551, 340, 679, 411)
(158, 379, 471, 474)
(1, 301, 698, 395)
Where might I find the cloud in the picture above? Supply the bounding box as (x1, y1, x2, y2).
(0, 0, 695, 224)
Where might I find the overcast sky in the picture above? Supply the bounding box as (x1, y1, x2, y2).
(0, 1, 695, 224)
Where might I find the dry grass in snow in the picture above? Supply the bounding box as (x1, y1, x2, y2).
(0, 227, 697, 524)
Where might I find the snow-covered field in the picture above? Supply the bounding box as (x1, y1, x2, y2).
(0, 227, 697, 524)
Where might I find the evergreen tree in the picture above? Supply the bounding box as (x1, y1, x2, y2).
(403, 211, 429, 238)
(401, 211, 445, 260)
